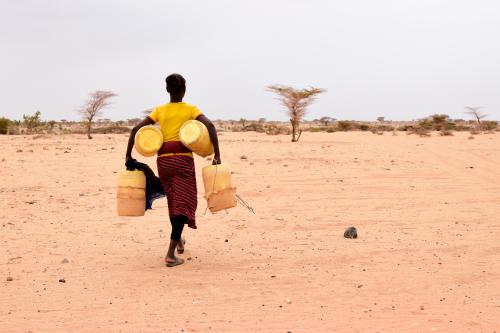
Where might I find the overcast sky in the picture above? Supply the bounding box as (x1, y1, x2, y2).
(1, 0, 499, 122)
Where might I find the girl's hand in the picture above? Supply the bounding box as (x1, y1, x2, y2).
(125, 157, 137, 170)
(212, 155, 222, 165)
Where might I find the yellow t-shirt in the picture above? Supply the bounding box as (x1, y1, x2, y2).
(148, 102, 203, 157)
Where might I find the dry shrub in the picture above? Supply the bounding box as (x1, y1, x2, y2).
(90, 125, 130, 134)
(481, 121, 498, 131)
(379, 124, 395, 131)
(469, 128, 480, 135)
(429, 114, 451, 131)
(308, 126, 336, 133)
(439, 130, 454, 136)
(32, 134, 50, 140)
(242, 123, 266, 133)
(416, 115, 456, 133)
(265, 124, 290, 135)
(336, 121, 359, 131)
(455, 123, 471, 131)
(370, 124, 395, 134)
(0, 117, 10, 135)
(408, 127, 431, 137)
(308, 127, 324, 132)
(397, 124, 414, 131)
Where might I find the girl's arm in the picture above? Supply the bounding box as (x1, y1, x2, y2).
(196, 114, 221, 164)
(125, 117, 155, 163)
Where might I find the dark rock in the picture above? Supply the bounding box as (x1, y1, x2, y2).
(344, 226, 358, 239)
(6, 277, 13, 282)
(59, 278, 66, 283)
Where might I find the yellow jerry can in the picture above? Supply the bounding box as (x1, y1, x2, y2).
(134, 125, 163, 157)
(202, 164, 237, 213)
(117, 170, 146, 216)
(179, 120, 214, 157)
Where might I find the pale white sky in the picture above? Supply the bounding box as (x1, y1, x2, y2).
(1, 0, 499, 121)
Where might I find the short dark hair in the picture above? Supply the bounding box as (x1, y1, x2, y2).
(165, 74, 186, 94)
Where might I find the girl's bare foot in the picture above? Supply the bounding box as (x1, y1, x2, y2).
(177, 238, 186, 254)
(165, 256, 184, 267)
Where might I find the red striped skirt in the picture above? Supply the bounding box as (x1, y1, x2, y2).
(157, 155, 197, 229)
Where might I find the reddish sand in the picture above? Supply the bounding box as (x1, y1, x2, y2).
(1, 131, 499, 332)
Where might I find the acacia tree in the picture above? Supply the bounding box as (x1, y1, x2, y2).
(319, 116, 335, 126)
(267, 85, 325, 142)
(79, 90, 117, 139)
(464, 106, 487, 128)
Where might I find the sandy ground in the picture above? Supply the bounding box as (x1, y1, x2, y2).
(0, 131, 499, 333)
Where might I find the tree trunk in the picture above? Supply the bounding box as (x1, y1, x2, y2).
(290, 119, 297, 142)
(87, 121, 93, 139)
(296, 129, 302, 142)
(290, 119, 302, 142)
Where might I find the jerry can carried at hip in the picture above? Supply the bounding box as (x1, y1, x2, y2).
(117, 170, 146, 216)
(179, 120, 214, 157)
(134, 125, 163, 157)
(202, 164, 237, 213)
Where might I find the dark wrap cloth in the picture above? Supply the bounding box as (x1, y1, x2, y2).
(125, 158, 165, 210)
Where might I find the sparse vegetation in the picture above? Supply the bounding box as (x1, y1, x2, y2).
(404, 114, 461, 136)
(1, 112, 497, 137)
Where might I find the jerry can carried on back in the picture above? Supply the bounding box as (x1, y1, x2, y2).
(117, 170, 146, 216)
(179, 120, 214, 157)
(134, 125, 163, 157)
(202, 164, 237, 213)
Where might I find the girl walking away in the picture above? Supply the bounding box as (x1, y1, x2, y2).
(125, 73, 222, 267)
